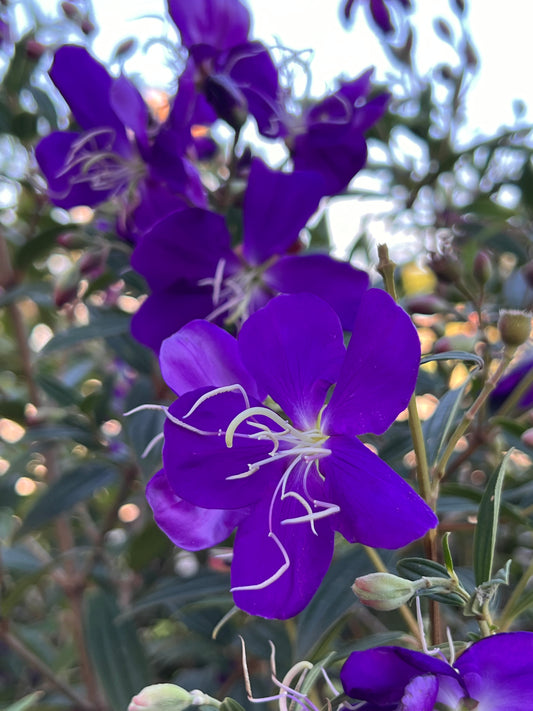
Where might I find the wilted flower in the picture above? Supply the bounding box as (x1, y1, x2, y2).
(141, 290, 436, 618)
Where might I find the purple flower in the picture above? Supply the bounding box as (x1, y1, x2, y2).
(168, 0, 280, 135)
(35, 45, 205, 236)
(490, 356, 533, 412)
(343, 0, 412, 35)
(340, 632, 533, 709)
(131, 158, 369, 351)
(283, 70, 389, 195)
(145, 290, 436, 618)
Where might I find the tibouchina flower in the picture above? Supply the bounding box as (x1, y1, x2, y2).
(35, 46, 205, 236)
(131, 158, 369, 351)
(146, 290, 437, 618)
(490, 355, 533, 412)
(340, 632, 533, 710)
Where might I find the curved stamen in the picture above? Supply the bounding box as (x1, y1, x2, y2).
(225, 406, 296, 447)
(182, 383, 250, 419)
(230, 530, 290, 592)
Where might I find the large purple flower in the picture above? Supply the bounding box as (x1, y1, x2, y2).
(35, 45, 205, 236)
(168, 0, 280, 136)
(340, 632, 533, 709)
(131, 157, 369, 351)
(145, 290, 436, 619)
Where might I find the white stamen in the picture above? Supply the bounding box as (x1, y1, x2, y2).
(182, 383, 250, 419)
(231, 531, 290, 592)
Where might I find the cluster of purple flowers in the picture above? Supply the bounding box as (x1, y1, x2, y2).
(36, 0, 437, 619)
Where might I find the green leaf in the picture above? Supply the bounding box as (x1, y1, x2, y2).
(17, 462, 118, 536)
(2, 692, 43, 711)
(307, 212, 330, 250)
(501, 589, 533, 622)
(473, 450, 512, 586)
(14, 225, 73, 269)
(84, 588, 152, 711)
(442, 532, 455, 578)
(423, 385, 467, 467)
(42, 312, 131, 352)
(0, 282, 52, 308)
(28, 86, 58, 129)
(35, 373, 83, 406)
(396, 557, 450, 580)
(420, 350, 484, 370)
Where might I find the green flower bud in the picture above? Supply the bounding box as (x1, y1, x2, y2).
(473, 250, 492, 286)
(498, 310, 532, 348)
(128, 684, 194, 711)
(352, 573, 420, 611)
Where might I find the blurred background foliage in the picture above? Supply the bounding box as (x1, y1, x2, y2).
(2, 1, 533, 709)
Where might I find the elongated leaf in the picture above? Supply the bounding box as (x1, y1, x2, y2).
(17, 462, 118, 536)
(473, 450, 513, 585)
(501, 589, 533, 622)
(84, 589, 151, 711)
(43, 312, 131, 352)
(423, 385, 467, 467)
(397, 557, 450, 580)
(35, 373, 83, 406)
(420, 350, 484, 371)
(3, 692, 43, 711)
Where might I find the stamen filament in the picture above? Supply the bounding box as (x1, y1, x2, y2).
(230, 531, 290, 592)
(182, 383, 250, 419)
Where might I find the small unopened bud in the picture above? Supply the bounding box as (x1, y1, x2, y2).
(473, 250, 492, 286)
(428, 252, 462, 284)
(54, 265, 81, 307)
(498, 310, 532, 348)
(521, 428, 533, 448)
(80, 18, 96, 35)
(128, 684, 193, 711)
(352, 573, 419, 611)
(57, 231, 87, 249)
(25, 39, 45, 60)
(114, 38, 136, 59)
(61, 1, 81, 20)
(78, 247, 108, 278)
(434, 18, 453, 42)
(433, 334, 477, 354)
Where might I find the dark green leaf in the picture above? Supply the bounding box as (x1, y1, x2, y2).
(396, 557, 450, 580)
(473, 450, 512, 586)
(14, 225, 72, 269)
(420, 350, 484, 371)
(0, 282, 52, 307)
(42, 312, 131, 352)
(84, 588, 151, 711)
(35, 373, 83, 406)
(28, 86, 58, 129)
(17, 462, 118, 536)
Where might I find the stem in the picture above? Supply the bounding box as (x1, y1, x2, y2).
(362, 546, 422, 645)
(0, 626, 96, 710)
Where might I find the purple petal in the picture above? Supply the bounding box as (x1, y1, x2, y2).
(231, 461, 335, 619)
(490, 357, 533, 411)
(400, 675, 439, 711)
(322, 436, 437, 548)
(109, 75, 149, 149)
(454, 632, 533, 709)
(168, 0, 250, 51)
(160, 320, 262, 399)
(163, 389, 282, 509)
(50, 46, 127, 146)
(242, 159, 326, 265)
(146, 469, 247, 550)
(263, 253, 369, 330)
(131, 208, 238, 289)
(323, 288, 420, 437)
(130, 284, 216, 353)
(35, 131, 115, 209)
(341, 647, 451, 706)
(238, 293, 346, 430)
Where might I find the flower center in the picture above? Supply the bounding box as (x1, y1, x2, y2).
(56, 127, 146, 198)
(199, 257, 275, 326)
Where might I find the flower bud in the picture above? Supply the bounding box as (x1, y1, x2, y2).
(522, 261, 533, 289)
(498, 310, 532, 348)
(352, 573, 419, 611)
(433, 334, 477, 354)
(78, 247, 109, 278)
(25, 39, 45, 60)
(473, 250, 492, 286)
(54, 265, 81, 307)
(80, 18, 96, 35)
(61, 2, 81, 20)
(428, 252, 462, 284)
(128, 684, 193, 711)
(405, 294, 448, 315)
(521, 427, 533, 448)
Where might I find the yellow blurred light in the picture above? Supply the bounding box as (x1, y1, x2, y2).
(0, 458, 9, 475)
(118, 503, 140, 523)
(15, 477, 37, 496)
(401, 262, 437, 296)
(101, 419, 122, 437)
(449, 363, 469, 389)
(191, 124, 209, 138)
(0, 418, 25, 443)
(118, 295, 140, 314)
(69, 206, 94, 224)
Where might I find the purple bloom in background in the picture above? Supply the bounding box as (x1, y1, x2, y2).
(490, 356, 533, 412)
(35, 45, 205, 237)
(283, 69, 389, 195)
(343, 0, 412, 34)
(131, 158, 369, 351)
(340, 632, 533, 709)
(145, 290, 436, 618)
(168, 0, 280, 136)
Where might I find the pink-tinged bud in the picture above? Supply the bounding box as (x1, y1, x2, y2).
(405, 294, 448, 315)
(428, 252, 463, 284)
(81, 18, 95, 35)
(128, 685, 193, 711)
(115, 38, 136, 59)
(473, 250, 492, 286)
(498, 310, 532, 348)
(522, 261, 533, 289)
(57, 232, 87, 249)
(78, 248, 109, 278)
(25, 39, 45, 60)
(54, 266, 81, 307)
(521, 428, 533, 448)
(61, 2, 80, 20)
(352, 573, 419, 611)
